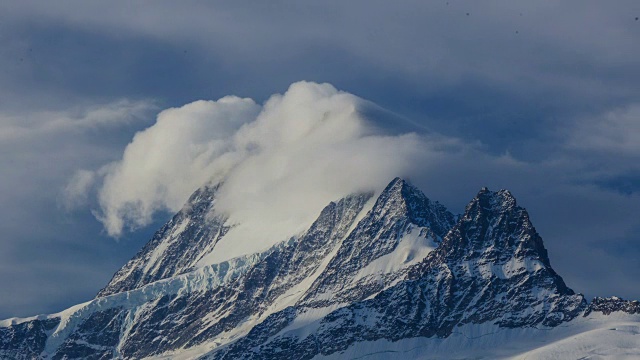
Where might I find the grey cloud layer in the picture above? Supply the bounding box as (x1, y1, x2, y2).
(3, 1, 638, 112)
(0, 0, 638, 319)
(0, 100, 156, 318)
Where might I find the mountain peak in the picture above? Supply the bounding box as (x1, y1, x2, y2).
(379, 176, 416, 196)
(298, 178, 457, 308)
(375, 177, 455, 239)
(449, 187, 548, 264)
(380, 176, 425, 197)
(431, 186, 579, 304)
(376, 176, 413, 207)
(387, 176, 405, 187)
(473, 187, 517, 213)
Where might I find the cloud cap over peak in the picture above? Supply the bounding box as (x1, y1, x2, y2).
(77, 81, 430, 245)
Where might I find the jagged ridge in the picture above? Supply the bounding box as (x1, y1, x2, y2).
(0, 178, 638, 360)
(300, 177, 456, 308)
(208, 187, 587, 359)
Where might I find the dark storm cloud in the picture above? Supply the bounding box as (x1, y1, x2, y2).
(0, 0, 638, 318)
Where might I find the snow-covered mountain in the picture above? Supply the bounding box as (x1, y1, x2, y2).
(1, 178, 639, 359)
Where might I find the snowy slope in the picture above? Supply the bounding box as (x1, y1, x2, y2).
(313, 313, 640, 360)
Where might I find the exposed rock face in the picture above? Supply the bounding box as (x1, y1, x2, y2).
(407, 187, 586, 329)
(208, 187, 587, 359)
(300, 178, 456, 308)
(97, 184, 229, 297)
(0, 318, 60, 360)
(587, 297, 640, 315)
(0, 178, 635, 360)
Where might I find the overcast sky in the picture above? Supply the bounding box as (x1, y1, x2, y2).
(0, 1, 639, 319)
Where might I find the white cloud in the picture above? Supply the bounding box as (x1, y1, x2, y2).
(556, 104, 640, 187)
(208, 83, 429, 260)
(0, 99, 155, 219)
(87, 81, 438, 245)
(567, 104, 640, 158)
(94, 96, 261, 237)
(0, 100, 154, 141)
(62, 170, 96, 210)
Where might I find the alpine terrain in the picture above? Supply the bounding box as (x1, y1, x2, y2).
(1, 177, 639, 359)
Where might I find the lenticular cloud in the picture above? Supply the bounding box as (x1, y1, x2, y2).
(75, 82, 431, 245)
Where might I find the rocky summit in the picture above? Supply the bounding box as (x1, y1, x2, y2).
(1, 178, 639, 359)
